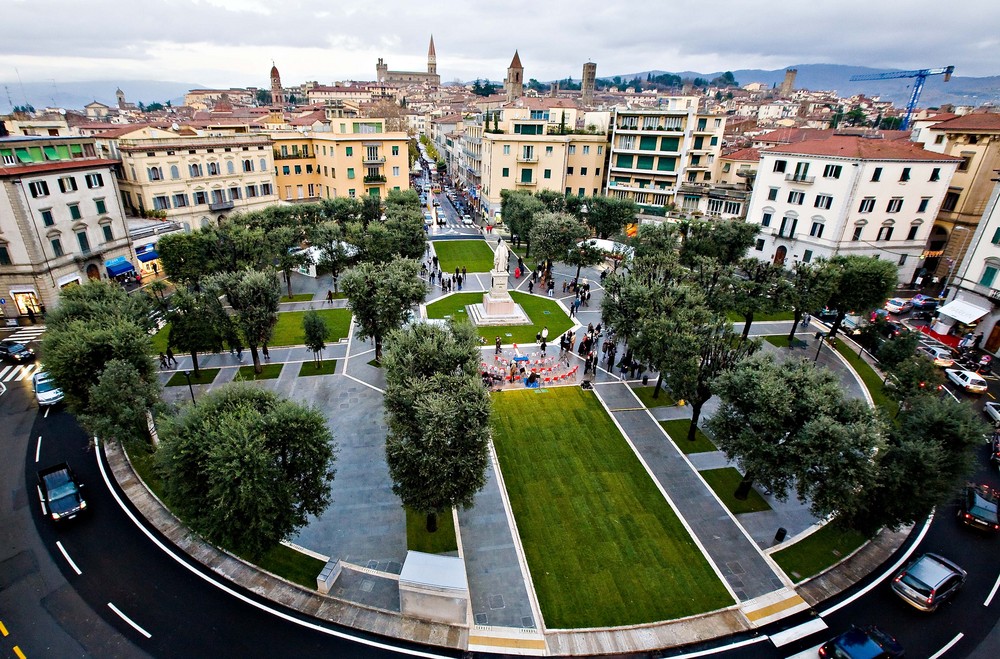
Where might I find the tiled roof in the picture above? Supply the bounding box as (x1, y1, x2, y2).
(764, 135, 963, 161)
(722, 147, 760, 162)
(0, 158, 119, 178)
(91, 123, 170, 138)
(929, 112, 1000, 131)
(289, 111, 328, 126)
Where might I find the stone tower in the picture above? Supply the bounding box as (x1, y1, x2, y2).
(504, 51, 524, 103)
(427, 35, 437, 75)
(270, 63, 285, 106)
(581, 61, 597, 105)
(376, 57, 388, 84)
(116, 87, 126, 110)
(780, 68, 797, 97)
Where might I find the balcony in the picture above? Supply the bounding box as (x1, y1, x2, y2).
(784, 174, 815, 184)
(363, 155, 386, 164)
(363, 174, 387, 184)
(209, 200, 235, 211)
(516, 179, 537, 187)
(273, 151, 311, 161)
(516, 154, 538, 163)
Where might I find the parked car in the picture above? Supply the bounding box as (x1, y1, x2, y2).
(891, 552, 966, 611)
(912, 294, 944, 311)
(0, 339, 36, 363)
(985, 401, 1000, 423)
(432, 199, 441, 207)
(958, 484, 1000, 532)
(945, 368, 989, 394)
(815, 307, 839, 322)
(880, 320, 908, 338)
(461, 214, 474, 226)
(885, 298, 913, 314)
(37, 463, 87, 522)
(32, 370, 64, 407)
(818, 625, 904, 659)
(917, 345, 955, 367)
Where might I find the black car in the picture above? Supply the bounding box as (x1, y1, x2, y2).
(0, 339, 36, 363)
(818, 625, 904, 658)
(912, 295, 944, 311)
(958, 484, 1000, 532)
(37, 462, 87, 522)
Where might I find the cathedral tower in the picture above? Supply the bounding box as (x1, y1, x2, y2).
(504, 51, 524, 103)
(427, 35, 437, 75)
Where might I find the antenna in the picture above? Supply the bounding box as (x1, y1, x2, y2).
(14, 67, 29, 108)
(4, 85, 13, 112)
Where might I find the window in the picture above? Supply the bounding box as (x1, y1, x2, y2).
(207, 162, 220, 175)
(102, 225, 113, 242)
(898, 254, 907, 266)
(261, 183, 272, 196)
(246, 185, 258, 198)
(823, 164, 842, 179)
(503, 145, 510, 155)
(68, 203, 81, 220)
(294, 165, 302, 174)
(0, 245, 10, 265)
(803, 250, 813, 263)
(871, 167, 882, 182)
(348, 189, 356, 198)
(152, 195, 170, 211)
(41, 209, 54, 226)
(761, 212, 772, 227)
(501, 167, 509, 177)
(172, 193, 188, 207)
(788, 191, 804, 205)
(194, 191, 208, 205)
(392, 146, 399, 156)
(567, 167, 575, 174)
(814, 194, 833, 210)
(942, 191, 960, 212)
(907, 225, 919, 241)
(778, 216, 797, 238)
(546, 146, 554, 155)
(189, 163, 202, 177)
(930, 167, 940, 182)
(917, 197, 930, 213)
(935, 135, 945, 144)
(282, 165, 290, 175)
(520, 169, 532, 183)
(243, 160, 253, 173)
(148, 166, 163, 181)
(347, 168, 355, 179)
(583, 145, 590, 154)
(710, 136, 718, 146)
(852, 226, 863, 241)
(95, 198, 107, 214)
(170, 165, 180, 180)
(773, 159, 787, 173)
(886, 197, 903, 213)
(581, 167, 588, 175)
(29, 181, 49, 198)
(877, 225, 894, 241)
(76, 231, 90, 253)
(51, 238, 64, 257)
(767, 187, 778, 201)
(226, 161, 235, 175)
(229, 187, 240, 201)
(980, 266, 998, 288)
(958, 156, 971, 171)
(900, 167, 910, 182)
(578, 188, 585, 196)
(858, 197, 875, 213)
(260, 158, 267, 172)
(85, 173, 104, 188)
(810, 222, 824, 238)
(346, 147, 353, 157)
(56, 176, 77, 193)
(544, 169, 552, 179)
(755, 238, 765, 251)
(568, 145, 576, 155)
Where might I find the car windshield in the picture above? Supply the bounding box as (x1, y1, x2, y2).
(36, 380, 57, 393)
(969, 491, 999, 521)
(900, 572, 933, 596)
(5, 343, 27, 352)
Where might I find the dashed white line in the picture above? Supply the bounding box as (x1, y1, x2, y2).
(928, 632, 964, 659)
(107, 602, 152, 638)
(35, 435, 42, 463)
(55, 541, 82, 575)
(985, 573, 1000, 606)
(44, 406, 50, 418)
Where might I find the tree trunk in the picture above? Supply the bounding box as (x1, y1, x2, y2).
(734, 473, 755, 501)
(525, 238, 531, 258)
(190, 351, 200, 378)
(374, 336, 383, 362)
(688, 399, 705, 441)
(426, 511, 438, 533)
(250, 346, 262, 374)
(285, 269, 293, 298)
(333, 275, 339, 295)
(653, 372, 664, 399)
(575, 263, 583, 280)
(787, 310, 803, 343)
(742, 312, 754, 340)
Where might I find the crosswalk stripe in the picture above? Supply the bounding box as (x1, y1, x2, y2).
(0, 366, 11, 380)
(2, 364, 39, 382)
(4, 366, 25, 382)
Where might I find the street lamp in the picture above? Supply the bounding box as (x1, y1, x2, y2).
(814, 331, 827, 363)
(939, 225, 971, 298)
(183, 370, 196, 405)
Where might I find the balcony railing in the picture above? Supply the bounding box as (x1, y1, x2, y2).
(209, 200, 235, 211)
(784, 174, 815, 184)
(516, 154, 537, 163)
(363, 156, 386, 164)
(363, 175, 387, 183)
(516, 179, 537, 187)
(273, 151, 311, 161)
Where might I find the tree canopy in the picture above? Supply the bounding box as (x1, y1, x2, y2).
(340, 259, 426, 360)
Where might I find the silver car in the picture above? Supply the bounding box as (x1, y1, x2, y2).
(33, 371, 64, 407)
(891, 552, 966, 612)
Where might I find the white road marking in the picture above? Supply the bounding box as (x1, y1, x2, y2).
(35, 436, 41, 463)
(56, 541, 82, 575)
(0, 366, 11, 380)
(928, 632, 964, 659)
(668, 636, 769, 657)
(107, 602, 151, 638)
(985, 572, 1000, 606)
(36, 486, 47, 515)
(44, 406, 50, 418)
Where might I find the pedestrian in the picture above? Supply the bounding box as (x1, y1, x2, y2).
(802, 312, 811, 327)
(326, 290, 334, 304)
(462, 265, 467, 278)
(584, 352, 592, 375)
(540, 339, 547, 356)
(236, 345, 244, 363)
(569, 300, 576, 318)
(528, 280, 534, 294)
(562, 280, 568, 294)
(495, 336, 502, 355)
(960, 332, 974, 350)
(547, 280, 554, 297)
(457, 274, 463, 291)
(455, 267, 460, 279)
(152, 263, 159, 275)
(541, 326, 549, 342)
(262, 344, 270, 361)
(432, 255, 438, 268)
(166, 346, 177, 367)
(158, 352, 168, 369)
(27, 307, 35, 324)
(974, 333, 984, 350)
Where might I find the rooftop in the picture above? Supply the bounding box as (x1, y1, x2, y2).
(764, 135, 963, 161)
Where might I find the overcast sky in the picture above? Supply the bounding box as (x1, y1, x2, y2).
(5, 0, 1000, 87)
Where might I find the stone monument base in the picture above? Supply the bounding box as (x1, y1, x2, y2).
(467, 293, 531, 326)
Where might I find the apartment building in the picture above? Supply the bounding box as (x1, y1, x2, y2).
(0, 136, 134, 318)
(605, 99, 727, 211)
(112, 127, 279, 230)
(479, 109, 608, 222)
(458, 115, 483, 212)
(744, 135, 961, 283)
(271, 119, 410, 201)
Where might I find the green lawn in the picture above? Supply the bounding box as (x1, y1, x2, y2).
(270, 309, 352, 347)
(772, 520, 870, 583)
(150, 324, 170, 354)
(726, 310, 795, 322)
(660, 419, 717, 454)
(406, 507, 458, 554)
(236, 363, 283, 381)
(165, 368, 219, 387)
(699, 468, 772, 515)
(432, 240, 495, 273)
(298, 360, 336, 376)
(492, 387, 733, 628)
(280, 293, 314, 303)
(425, 291, 573, 345)
(764, 335, 808, 349)
(832, 338, 898, 417)
(632, 385, 675, 408)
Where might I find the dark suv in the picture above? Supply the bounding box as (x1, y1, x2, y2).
(0, 339, 36, 363)
(958, 484, 1000, 532)
(818, 625, 904, 658)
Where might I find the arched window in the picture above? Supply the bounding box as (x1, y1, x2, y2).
(170, 165, 180, 180)
(877, 219, 895, 242)
(259, 158, 267, 172)
(226, 160, 235, 175)
(980, 257, 1000, 288)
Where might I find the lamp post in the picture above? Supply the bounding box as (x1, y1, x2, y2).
(939, 225, 971, 299)
(814, 331, 827, 363)
(183, 370, 196, 405)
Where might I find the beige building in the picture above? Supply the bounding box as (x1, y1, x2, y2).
(0, 136, 135, 318)
(605, 99, 727, 211)
(111, 126, 279, 230)
(271, 119, 411, 202)
(375, 36, 440, 87)
(479, 108, 608, 221)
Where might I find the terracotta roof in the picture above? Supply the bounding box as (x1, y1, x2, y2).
(722, 147, 760, 162)
(764, 135, 963, 161)
(509, 50, 522, 69)
(920, 113, 958, 123)
(929, 112, 1000, 131)
(92, 123, 170, 138)
(754, 128, 831, 144)
(289, 111, 328, 126)
(0, 158, 119, 178)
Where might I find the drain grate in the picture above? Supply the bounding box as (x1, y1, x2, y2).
(488, 594, 505, 609)
(360, 579, 375, 593)
(521, 616, 534, 628)
(475, 613, 488, 625)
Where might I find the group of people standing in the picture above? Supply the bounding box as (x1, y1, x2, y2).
(421, 256, 470, 292)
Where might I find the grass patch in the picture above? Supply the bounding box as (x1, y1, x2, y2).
(298, 360, 336, 376)
(236, 363, 283, 381)
(772, 520, 870, 582)
(366, 358, 382, 368)
(764, 335, 808, 349)
(280, 293, 314, 303)
(270, 309, 352, 347)
(699, 468, 772, 514)
(632, 385, 675, 408)
(660, 419, 717, 454)
(165, 368, 219, 387)
(726, 310, 795, 322)
(406, 507, 458, 554)
(150, 324, 170, 354)
(432, 239, 495, 273)
(832, 339, 898, 417)
(492, 387, 733, 628)
(123, 439, 165, 499)
(425, 291, 573, 345)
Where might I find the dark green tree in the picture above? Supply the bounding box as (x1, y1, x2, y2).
(565, 239, 607, 280)
(785, 259, 840, 342)
(302, 310, 330, 368)
(310, 221, 353, 292)
(340, 259, 426, 360)
(167, 286, 230, 377)
(679, 219, 758, 266)
(529, 212, 590, 278)
(732, 258, 791, 339)
(78, 359, 162, 445)
(888, 355, 945, 403)
(157, 230, 219, 287)
(826, 255, 898, 337)
(501, 189, 545, 254)
(584, 196, 637, 240)
(212, 270, 281, 374)
(876, 332, 920, 370)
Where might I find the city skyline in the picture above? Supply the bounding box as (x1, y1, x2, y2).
(4, 0, 1000, 88)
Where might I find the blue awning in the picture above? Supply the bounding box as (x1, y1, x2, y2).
(137, 249, 159, 263)
(107, 261, 135, 277)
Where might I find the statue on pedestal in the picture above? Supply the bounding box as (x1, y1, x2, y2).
(493, 239, 509, 273)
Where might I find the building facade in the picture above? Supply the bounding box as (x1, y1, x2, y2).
(376, 36, 441, 87)
(0, 136, 135, 318)
(604, 100, 727, 211)
(744, 135, 961, 283)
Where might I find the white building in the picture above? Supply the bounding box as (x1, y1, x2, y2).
(745, 135, 961, 283)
